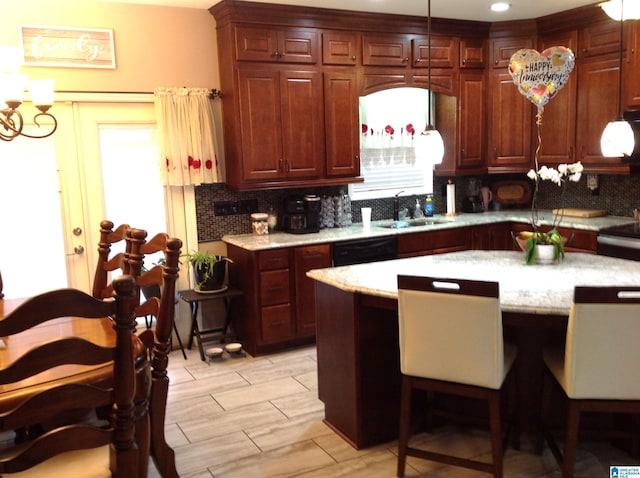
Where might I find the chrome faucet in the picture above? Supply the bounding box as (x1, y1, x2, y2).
(393, 190, 405, 221)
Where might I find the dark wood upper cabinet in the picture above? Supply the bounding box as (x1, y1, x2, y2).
(536, 30, 579, 166)
(322, 30, 359, 65)
(235, 25, 318, 63)
(412, 35, 459, 68)
(460, 37, 486, 68)
(362, 33, 412, 67)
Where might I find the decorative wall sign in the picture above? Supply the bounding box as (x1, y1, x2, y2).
(19, 25, 116, 69)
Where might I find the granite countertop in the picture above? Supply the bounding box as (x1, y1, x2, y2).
(222, 210, 635, 251)
(306, 250, 640, 316)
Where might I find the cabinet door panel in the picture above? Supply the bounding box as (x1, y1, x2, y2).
(460, 38, 486, 68)
(294, 245, 331, 337)
(324, 71, 360, 177)
(238, 69, 283, 180)
(280, 30, 318, 64)
(362, 34, 411, 67)
(322, 31, 358, 65)
(458, 71, 486, 169)
(489, 72, 532, 172)
(575, 58, 620, 168)
(537, 31, 578, 165)
(413, 36, 458, 69)
(280, 71, 324, 178)
(236, 26, 279, 62)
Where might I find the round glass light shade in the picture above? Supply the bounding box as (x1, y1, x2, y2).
(601, 0, 640, 20)
(600, 118, 635, 157)
(416, 127, 444, 164)
(28, 79, 55, 107)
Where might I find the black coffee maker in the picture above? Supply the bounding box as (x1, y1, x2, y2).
(283, 195, 320, 233)
(461, 177, 484, 213)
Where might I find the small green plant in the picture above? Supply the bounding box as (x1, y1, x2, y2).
(183, 251, 233, 288)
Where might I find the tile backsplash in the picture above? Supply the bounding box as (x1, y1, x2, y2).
(195, 174, 640, 242)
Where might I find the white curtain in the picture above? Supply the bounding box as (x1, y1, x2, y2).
(154, 87, 220, 186)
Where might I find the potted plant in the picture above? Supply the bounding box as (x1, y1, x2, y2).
(518, 162, 583, 265)
(184, 250, 232, 292)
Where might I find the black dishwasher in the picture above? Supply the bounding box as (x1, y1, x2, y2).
(332, 236, 397, 266)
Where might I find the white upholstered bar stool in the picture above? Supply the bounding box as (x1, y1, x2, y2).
(396, 275, 517, 478)
(537, 285, 640, 478)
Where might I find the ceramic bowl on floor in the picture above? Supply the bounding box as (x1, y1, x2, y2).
(225, 342, 242, 354)
(205, 347, 224, 360)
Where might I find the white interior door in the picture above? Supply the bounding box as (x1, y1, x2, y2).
(74, 102, 166, 274)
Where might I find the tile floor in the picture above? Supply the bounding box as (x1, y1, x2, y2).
(153, 344, 640, 478)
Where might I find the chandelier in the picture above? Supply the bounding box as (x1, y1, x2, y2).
(0, 47, 56, 142)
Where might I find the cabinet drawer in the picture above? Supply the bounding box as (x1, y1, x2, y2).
(260, 269, 290, 305)
(261, 304, 293, 344)
(397, 228, 470, 255)
(258, 249, 289, 271)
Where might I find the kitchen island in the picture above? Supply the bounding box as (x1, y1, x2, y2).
(307, 250, 640, 449)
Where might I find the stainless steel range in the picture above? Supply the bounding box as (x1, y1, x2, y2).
(597, 223, 640, 260)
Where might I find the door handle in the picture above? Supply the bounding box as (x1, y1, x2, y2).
(67, 245, 85, 256)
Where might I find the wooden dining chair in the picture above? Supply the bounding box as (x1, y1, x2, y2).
(126, 229, 182, 478)
(91, 221, 183, 477)
(0, 275, 142, 477)
(396, 275, 518, 478)
(536, 285, 640, 478)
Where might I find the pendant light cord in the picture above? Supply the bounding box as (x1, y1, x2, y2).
(427, 0, 432, 127)
(617, 0, 624, 118)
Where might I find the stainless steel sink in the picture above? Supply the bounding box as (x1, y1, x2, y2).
(378, 219, 442, 229)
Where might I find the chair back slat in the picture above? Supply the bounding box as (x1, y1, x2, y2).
(0, 288, 113, 336)
(0, 339, 113, 384)
(397, 275, 505, 389)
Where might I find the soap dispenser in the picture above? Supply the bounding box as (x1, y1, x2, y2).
(413, 198, 424, 218)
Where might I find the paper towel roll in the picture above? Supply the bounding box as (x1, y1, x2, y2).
(446, 183, 456, 215)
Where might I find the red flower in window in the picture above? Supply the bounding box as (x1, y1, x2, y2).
(362, 124, 368, 134)
(385, 125, 395, 136)
(205, 159, 213, 170)
(406, 123, 415, 136)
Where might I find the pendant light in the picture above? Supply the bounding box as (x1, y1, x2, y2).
(421, 0, 444, 164)
(600, 0, 635, 157)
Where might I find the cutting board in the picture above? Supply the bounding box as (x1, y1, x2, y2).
(552, 208, 608, 218)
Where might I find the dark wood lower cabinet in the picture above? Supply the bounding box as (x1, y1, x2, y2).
(227, 242, 330, 355)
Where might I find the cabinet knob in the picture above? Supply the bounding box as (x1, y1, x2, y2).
(415, 58, 421, 63)
(462, 59, 467, 65)
(494, 59, 498, 65)
(403, 57, 409, 62)
(352, 55, 357, 61)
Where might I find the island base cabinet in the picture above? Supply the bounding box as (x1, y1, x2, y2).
(315, 282, 401, 449)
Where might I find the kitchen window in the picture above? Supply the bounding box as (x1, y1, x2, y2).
(349, 87, 436, 200)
